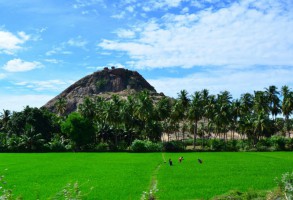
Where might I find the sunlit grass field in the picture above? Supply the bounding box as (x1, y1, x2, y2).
(0, 152, 292, 199)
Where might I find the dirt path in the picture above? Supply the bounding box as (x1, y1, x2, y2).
(141, 153, 165, 200)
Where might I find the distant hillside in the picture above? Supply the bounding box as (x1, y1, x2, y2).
(43, 67, 163, 114)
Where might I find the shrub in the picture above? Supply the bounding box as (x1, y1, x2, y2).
(162, 141, 185, 152)
(208, 139, 225, 151)
(131, 140, 162, 152)
(226, 140, 238, 151)
(45, 135, 67, 152)
(53, 181, 94, 200)
(256, 139, 270, 152)
(94, 142, 108, 152)
(236, 140, 251, 151)
(285, 138, 293, 151)
(131, 140, 148, 152)
(212, 189, 266, 200)
(277, 171, 293, 199)
(145, 141, 162, 152)
(269, 136, 286, 151)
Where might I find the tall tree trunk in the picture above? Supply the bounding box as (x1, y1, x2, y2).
(193, 120, 197, 150)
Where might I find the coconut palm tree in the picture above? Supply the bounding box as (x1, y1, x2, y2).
(240, 93, 254, 116)
(253, 91, 270, 115)
(188, 91, 203, 149)
(156, 96, 172, 141)
(0, 109, 11, 131)
(178, 89, 190, 109)
(78, 97, 95, 120)
(205, 94, 216, 138)
(253, 111, 269, 143)
(215, 91, 232, 142)
(230, 99, 241, 140)
(281, 86, 293, 137)
(54, 97, 67, 117)
(265, 85, 281, 121)
(134, 91, 155, 140)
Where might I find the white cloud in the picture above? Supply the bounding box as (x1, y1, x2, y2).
(0, 30, 30, 54)
(73, 0, 105, 9)
(143, 0, 184, 11)
(46, 46, 72, 56)
(99, 0, 293, 69)
(148, 66, 293, 99)
(2, 59, 43, 72)
(44, 59, 62, 64)
(67, 37, 88, 48)
(14, 79, 71, 91)
(126, 6, 135, 12)
(111, 11, 126, 19)
(116, 29, 136, 38)
(0, 95, 54, 112)
(46, 37, 87, 56)
(0, 73, 6, 79)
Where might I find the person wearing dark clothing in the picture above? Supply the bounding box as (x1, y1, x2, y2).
(169, 158, 173, 166)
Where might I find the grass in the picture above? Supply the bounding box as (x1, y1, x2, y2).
(0, 153, 162, 199)
(158, 152, 293, 199)
(0, 152, 292, 199)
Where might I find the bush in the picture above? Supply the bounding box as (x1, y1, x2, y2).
(208, 139, 225, 151)
(162, 141, 185, 152)
(145, 141, 162, 152)
(277, 171, 293, 199)
(212, 189, 267, 200)
(269, 136, 286, 151)
(131, 140, 148, 152)
(256, 139, 270, 152)
(236, 140, 251, 151)
(94, 142, 108, 152)
(226, 140, 238, 151)
(285, 138, 293, 151)
(45, 135, 67, 152)
(131, 140, 162, 152)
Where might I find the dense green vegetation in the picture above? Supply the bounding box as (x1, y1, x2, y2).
(0, 152, 292, 199)
(0, 153, 162, 199)
(158, 152, 293, 199)
(0, 85, 293, 152)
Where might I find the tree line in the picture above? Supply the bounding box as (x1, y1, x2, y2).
(0, 85, 293, 152)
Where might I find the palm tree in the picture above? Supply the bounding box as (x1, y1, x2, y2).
(78, 97, 95, 120)
(200, 89, 209, 138)
(188, 91, 203, 149)
(134, 91, 155, 140)
(265, 85, 281, 121)
(177, 90, 190, 140)
(230, 99, 241, 140)
(0, 109, 11, 131)
(155, 96, 172, 141)
(253, 91, 270, 115)
(215, 91, 232, 142)
(240, 93, 254, 116)
(205, 94, 216, 138)
(253, 111, 269, 143)
(170, 100, 183, 140)
(54, 97, 67, 116)
(178, 89, 190, 108)
(281, 86, 293, 137)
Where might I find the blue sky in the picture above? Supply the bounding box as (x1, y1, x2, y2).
(1, 0, 293, 111)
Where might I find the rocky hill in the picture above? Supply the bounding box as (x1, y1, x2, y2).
(43, 67, 163, 114)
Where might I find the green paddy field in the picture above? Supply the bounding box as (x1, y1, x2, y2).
(0, 152, 292, 199)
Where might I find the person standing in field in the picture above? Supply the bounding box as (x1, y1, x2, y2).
(179, 156, 183, 163)
(169, 158, 173, 166)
